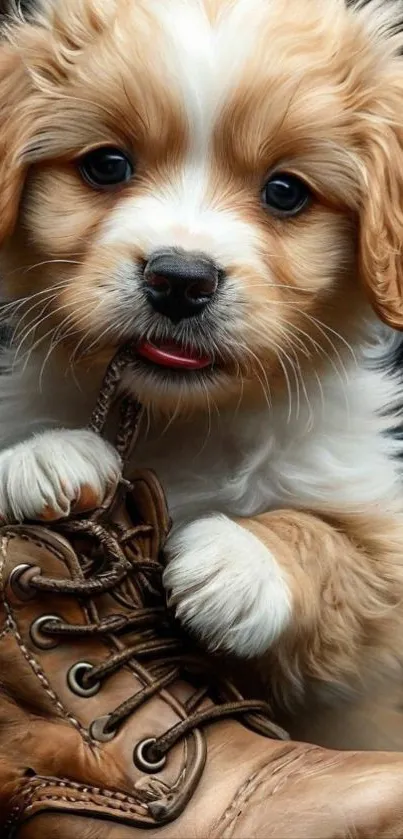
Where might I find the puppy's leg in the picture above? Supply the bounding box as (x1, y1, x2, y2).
(164, 511, 403, 692)
(0, 357, 121, 523)
(0, 428, 122, 522)
(165, 514, 293, 657)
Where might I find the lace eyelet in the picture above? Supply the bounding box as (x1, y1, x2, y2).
(67, 662, 101, 697)
(133, 738, 167, 773)
(90, 715, 117, 742)
(8, 564, 41, 601)
(30, 615, 62, 650)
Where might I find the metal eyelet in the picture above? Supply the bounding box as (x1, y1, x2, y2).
(8, 564, 41, 601)
(30, 615, 62, 650)
(133, 738, 167, 773)
(90, 715, 117, 743)
(67, 662, 101, 698)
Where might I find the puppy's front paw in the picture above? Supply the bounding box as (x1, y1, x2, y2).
(164, 514, 292, 658)
(0, 428, 121, 523)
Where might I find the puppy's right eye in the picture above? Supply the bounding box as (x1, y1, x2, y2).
(78, 147, 134, 189)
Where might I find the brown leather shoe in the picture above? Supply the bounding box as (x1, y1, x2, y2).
(2, 354, 403, 839)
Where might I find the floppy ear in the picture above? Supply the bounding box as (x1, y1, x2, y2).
(0, 44, 32, 245)
(359, 111, 403, 330)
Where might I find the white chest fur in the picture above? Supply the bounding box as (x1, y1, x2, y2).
(134, 359, 403, 526)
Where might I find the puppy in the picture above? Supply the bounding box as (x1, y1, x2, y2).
(1, 0, 403, 710)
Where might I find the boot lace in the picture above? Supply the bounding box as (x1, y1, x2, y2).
(25, 508, 288, 761)
(17, 345, 289, 765)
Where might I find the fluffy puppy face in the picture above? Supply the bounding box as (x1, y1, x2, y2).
(1, 0, 403, 412)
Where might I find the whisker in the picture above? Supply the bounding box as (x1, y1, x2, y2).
(0, 280, 72, 320)
(244, 315, 350, 423)
(298, 310, 358, 365)
(23, 259, 85, 275)
(191, 381, 213, 458)
(237, 342, 273, 415)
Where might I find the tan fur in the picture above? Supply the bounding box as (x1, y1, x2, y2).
(239, 510, 403, 699)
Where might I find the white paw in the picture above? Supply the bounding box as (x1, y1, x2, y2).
(0, 428, 121, 523)
(163, 514, 292, 658)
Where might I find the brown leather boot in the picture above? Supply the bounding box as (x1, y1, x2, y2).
(3, 472, 403, 839)
(2, 353, 403, 839)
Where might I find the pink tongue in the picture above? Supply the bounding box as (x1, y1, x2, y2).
(137, 340, 212, 370)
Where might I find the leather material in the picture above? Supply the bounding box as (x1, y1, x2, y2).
(1, 472, 403, 838)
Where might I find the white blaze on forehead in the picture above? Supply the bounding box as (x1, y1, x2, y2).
(143, 0, 273, 154)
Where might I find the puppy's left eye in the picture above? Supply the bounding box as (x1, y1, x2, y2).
(262, 173, 311, 216)
(78, 147, 134, 189)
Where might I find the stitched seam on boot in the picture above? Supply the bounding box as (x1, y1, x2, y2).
(28, 793, 149, 814)
(0, 534, 95, 745)
(4, 776, 48, 834)
(6, 770, 199, 830)
(4, 778, 52, 830)
(214, 746, 315, 838)
(15, 778, 151, 815)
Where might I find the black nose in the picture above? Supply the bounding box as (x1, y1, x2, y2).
(143, 249, 220, 322)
